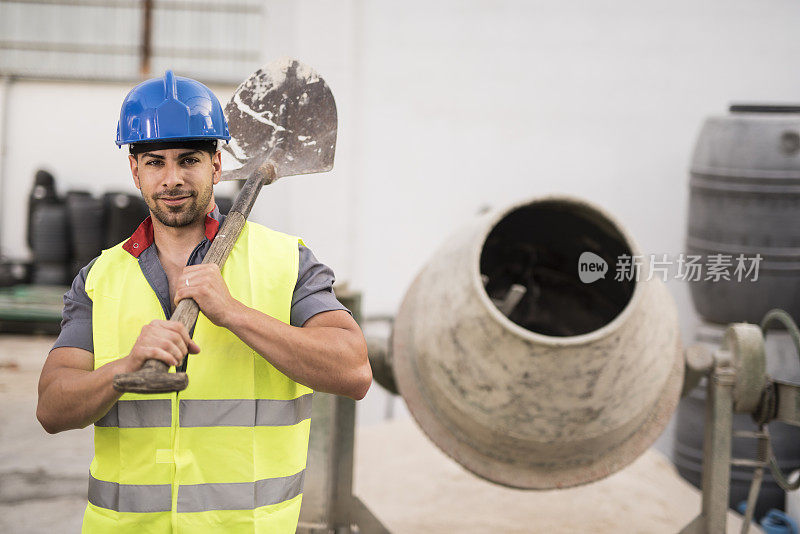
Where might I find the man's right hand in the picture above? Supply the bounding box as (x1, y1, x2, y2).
(38, 321, 200, 433)
(123, 320, 200, 371)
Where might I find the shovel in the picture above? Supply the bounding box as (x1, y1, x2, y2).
(113, 58, 338, 393)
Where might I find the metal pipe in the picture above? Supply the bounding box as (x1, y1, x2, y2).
(346, 0, 365, 289)
(3, 0, 261, 14)
(0, 40, 137, 56)
(0, 76, 14, 258)
(139, 0, 153, 78)
(688, 365, 736, 534)
(0, 71, 241, 87)
(0, 41, 259, 62)
(739, 465, 763, 534)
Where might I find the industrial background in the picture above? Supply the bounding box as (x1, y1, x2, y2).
(1, 1, 800, 533)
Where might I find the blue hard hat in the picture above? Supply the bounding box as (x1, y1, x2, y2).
(116, 70, 230, 147)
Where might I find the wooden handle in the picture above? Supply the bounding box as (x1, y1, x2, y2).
(113, 161, 275, 393)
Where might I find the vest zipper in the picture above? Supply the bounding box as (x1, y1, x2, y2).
(151, 303, 180, 533)
(170, 389, 180, 533)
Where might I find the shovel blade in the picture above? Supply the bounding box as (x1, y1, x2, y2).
(222, 58, 337, 181)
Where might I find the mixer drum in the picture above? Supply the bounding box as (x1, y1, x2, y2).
(392, 196, 683, 489)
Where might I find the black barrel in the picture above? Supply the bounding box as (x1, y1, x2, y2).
(687, 104, 800, 324)
(674, 321, 800, 519)
(102, 192, 149, 248)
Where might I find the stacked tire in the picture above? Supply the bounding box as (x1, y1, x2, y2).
(27, 169, 66, 285)
(67, 191, 105, 278)
(27, 170, 59, 250)
(27, 173, 152, 285)
(27, 169, 220, 286)
(103, 192, 149, 248)
(31, 203, 70, 285)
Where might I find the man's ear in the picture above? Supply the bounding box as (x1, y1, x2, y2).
(128, 154, 141, 189)
(212, 150, 222, 185)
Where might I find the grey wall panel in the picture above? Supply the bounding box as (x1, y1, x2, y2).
(0, 0, 263, 83)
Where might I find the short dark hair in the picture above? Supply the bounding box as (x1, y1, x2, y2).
(129, 139, 218, 158)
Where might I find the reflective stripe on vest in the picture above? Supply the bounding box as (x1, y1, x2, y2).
(83, 221, 311, 533)
(94, 394, 313, 428)
(94, 399, 171, 428)
(177, 470, 305, 512)
(88, 475, 171, 513)
(179, 394, 313, 427)
(88, 470, 305, 513)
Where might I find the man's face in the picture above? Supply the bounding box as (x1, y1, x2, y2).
(129, 148, 222, 228)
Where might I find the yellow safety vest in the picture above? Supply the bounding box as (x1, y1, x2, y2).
(82, 221, 312, 534)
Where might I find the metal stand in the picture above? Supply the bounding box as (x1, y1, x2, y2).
(680, 363, 736, 533)
(298, 393, 389, 534)
(297, 288, 390, 534)
(681, 310, 800, 534)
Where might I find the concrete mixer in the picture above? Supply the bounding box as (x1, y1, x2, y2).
(299, 195, 800, 534)
(391, 196, 683, 490)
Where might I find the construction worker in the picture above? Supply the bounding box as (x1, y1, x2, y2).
(36, 71, 372, 533)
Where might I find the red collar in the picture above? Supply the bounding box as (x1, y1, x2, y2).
(122, 206, 221, 258)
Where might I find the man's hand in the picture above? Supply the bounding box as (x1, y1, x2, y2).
(124, 320, 200, 371)
(173, 264, 240, 327)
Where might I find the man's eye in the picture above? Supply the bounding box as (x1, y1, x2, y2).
(182, 158, 199, 165)
(145, 160, 163, 166)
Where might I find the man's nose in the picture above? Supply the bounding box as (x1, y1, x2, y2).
(162, 161, 184, 187)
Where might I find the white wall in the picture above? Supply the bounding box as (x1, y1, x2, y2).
(349, 0, 800, 316)
(1, 1, 799, 422)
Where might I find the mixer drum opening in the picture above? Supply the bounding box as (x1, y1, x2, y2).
(480, 200, 636, 336)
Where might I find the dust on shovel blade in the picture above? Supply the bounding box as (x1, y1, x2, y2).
(223, 58, 337, 179)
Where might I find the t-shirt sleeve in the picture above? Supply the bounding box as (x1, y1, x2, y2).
(290, 244, 350, 327)
(51, 259, 96, 353)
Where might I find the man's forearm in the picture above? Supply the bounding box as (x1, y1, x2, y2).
(222, 303, 371, 400)
(37, 357, 128, 434)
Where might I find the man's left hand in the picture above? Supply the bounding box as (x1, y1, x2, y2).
(174, 264, 241, 327)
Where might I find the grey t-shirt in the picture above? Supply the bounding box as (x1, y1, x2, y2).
(52, 209, 348, 354)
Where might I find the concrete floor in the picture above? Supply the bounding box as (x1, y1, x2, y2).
(354, 420, 757, 533)
(0, 334, 756, 533)
(0, 335, 88, 533)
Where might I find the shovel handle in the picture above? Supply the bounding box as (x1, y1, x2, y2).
(171, 160, 275, 326)
(113, 162, 276, 393)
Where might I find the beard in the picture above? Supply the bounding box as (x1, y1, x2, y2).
(144, 182, 214, 228)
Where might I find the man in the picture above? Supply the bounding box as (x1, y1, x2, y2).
(36, 70, 372, 533)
